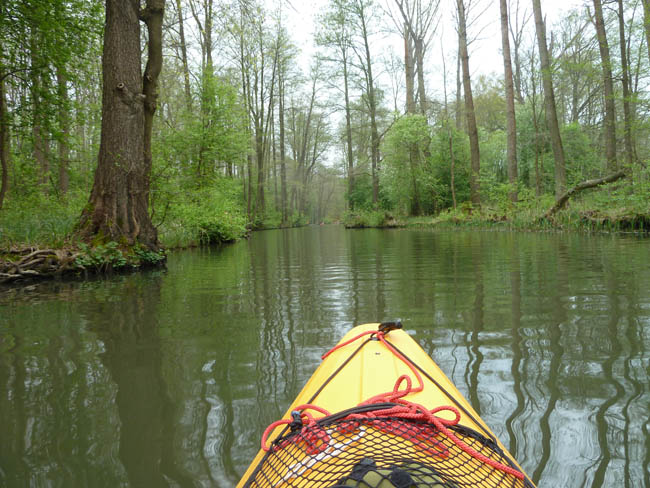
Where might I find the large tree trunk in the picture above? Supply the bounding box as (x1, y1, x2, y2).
(617, 0, 635, 166)
(500, 0, 518, 202)
(0, 73, 9, 210)
(457, 0, 480, 206)
(592, 0, 617, 172)
(532, 0, 567, 199)
(78, 0, 162, 249)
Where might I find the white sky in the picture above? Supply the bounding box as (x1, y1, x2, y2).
(283, 0, 587, 95)
(277, 0, 587, 167)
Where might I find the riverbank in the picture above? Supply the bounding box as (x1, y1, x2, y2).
(344, 199, 650, 233)
(0, 188, 311, 285)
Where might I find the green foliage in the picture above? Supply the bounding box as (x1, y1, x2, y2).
(133, 245, 166, 266)
(157, 178, 248, 248)
(343, 209, 392, 228)
(429, 122, 471, 208)
(561, 123, 599, 185)
(381, 115, 444, 215)
(75, 242, 127, 270)
(0, 191, 86, 248)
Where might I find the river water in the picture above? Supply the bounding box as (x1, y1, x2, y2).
(1, 226, 649, 487)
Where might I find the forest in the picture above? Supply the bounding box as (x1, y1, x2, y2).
(1, 0, 649, 263)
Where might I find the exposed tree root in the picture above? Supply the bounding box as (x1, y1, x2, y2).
(0, 247, 81, 284)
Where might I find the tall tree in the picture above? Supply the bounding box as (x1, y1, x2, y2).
(508, 0, 530, 104)
(317, 0, 357, 209)
(592, 0, 617, 171)
(174, 0, 192, 110)
(456, 0, 481, 206)
(350, 0, 380, 206)
(643, 0, 650, 63)
(500, 0, 518, 202)
(392, 0, 440, 115)
(616, 0, 635, 166)
(78, 0, 164, 249)
(0, 72, 8, 210)
(532, 0, 567, 199)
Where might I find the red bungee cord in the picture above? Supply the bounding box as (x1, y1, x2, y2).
(260, 329, 525, 481)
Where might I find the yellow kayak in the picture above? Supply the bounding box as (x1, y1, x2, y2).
(238, 322, 536, 488)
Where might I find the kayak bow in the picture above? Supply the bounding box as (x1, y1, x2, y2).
(238, 322, 536, 488)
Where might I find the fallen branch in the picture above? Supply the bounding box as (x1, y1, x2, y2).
(544, 170, 627, 219)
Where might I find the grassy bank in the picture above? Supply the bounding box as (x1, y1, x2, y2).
(344, 186, 650, 234)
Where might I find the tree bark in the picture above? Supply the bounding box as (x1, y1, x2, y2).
(617, 0, 635, 166)
(355, 0, 379, 206)
(30, 39, 49, 194)
(404, 28, 416, 114)
(343, 54, 355, 211)
(532, 0, 567, 199)
(643, 0, 650, 63)
(78, 0, 162, 249)
(278, 64, 288, 224)
(455, 43, 462, 131)
(0, 73, 9, 210)
(415, 37, 426, 114)
(456, 0, 480, 206)
(592, 0, 617, 172)
(500, 0, 518, 202)
(544, 170, 626, 218)
(174, 0, 192, 110)
(56, 66, 70, 196)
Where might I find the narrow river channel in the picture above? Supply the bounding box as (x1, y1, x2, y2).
(1, 226, 649, 487)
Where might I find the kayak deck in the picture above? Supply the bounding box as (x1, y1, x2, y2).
(237, 323, 536, 488)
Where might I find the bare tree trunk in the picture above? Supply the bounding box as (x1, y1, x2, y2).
(457, 0, 480, 206)
(455, 45, 462, 131)
(279, 68, 287, 224)
(0, 73, 9, 210)
(643, 0, 650, 63)
(175, 0, 192, 110)
(343, 57, 355, 211)
(532, 0, 566, 199)
(617, 0, 635, 166)
(500, 0, 518, 202)
(404, 28, 416, 114)
(78, 0, 162, 249)
(592, 0, 617, 171)
(56, 66, 70, 196)
(415, 37, 426, 114)
(442, 46, 456, 209)
(30, 43, 49, 195)
(508, 0, 527, 104)
(355, 0, 379, 206)
(530, 50, 542, 196)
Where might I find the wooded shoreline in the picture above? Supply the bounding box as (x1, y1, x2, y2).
(1, 0, 649, 287)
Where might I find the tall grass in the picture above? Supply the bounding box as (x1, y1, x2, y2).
(0, 191, 86, 248)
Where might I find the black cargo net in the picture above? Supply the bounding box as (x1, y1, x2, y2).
(243, 414, 534, 488)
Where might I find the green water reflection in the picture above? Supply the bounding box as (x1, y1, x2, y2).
(1, 226, 649, 487)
